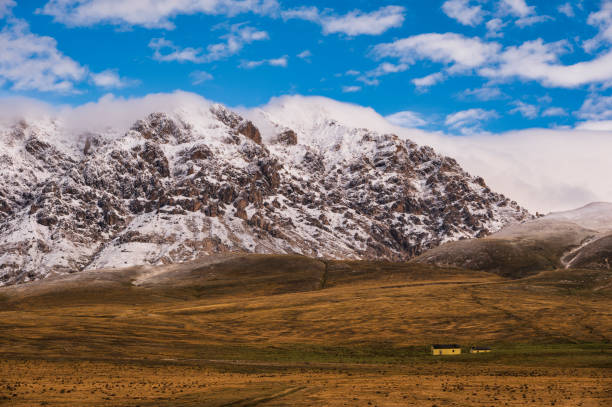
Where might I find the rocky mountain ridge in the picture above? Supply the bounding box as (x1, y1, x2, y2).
(0, 100, 530, 285)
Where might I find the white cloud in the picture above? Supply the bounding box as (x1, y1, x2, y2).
(437, 0, 549, 30)
(463, 86, 504, 100)
(575, 120, 612, 131)
(263, 56, 288, 67)
(0, 91, 219, 136)
(368, 62, 409, 77)
(90, 69, 132, 88)
(149, 38, 206, 63)
(498, 0, 550, 27)
(345, 70, 360, 76)
(282, 5, 405, 36)
(445, 108, 498, 134)
(189, 70, 213, 84)
(0, 11, 131, 93)
(584, 1, 612, 52)
(280, 6, 319, 22)
(0, 18, 87, 92)
(0, 0, 15, 18)
(149, 25, 269, 63)
(297, 50, 312, 60)
(355, 62, 409, 87)
(558, 3, 574, 18)
(445, 128, 611, 213)
(357, 77, 380, 86)
(412, 72, 445, 88)
(375, 31, 612, 89)
(342, 85, 361, 93)
(485, 18, 505, 38)
(577, 94, 612, 120)
(500, 0, 534, 18)
(442, 0, 485, 26)
(509, 100, 539, 119)
(538, 94, 553, 104)
(445, 108, 497, 127)
(323, 6, 405, 36)
(207, 25, 269, 61)
(240, 55, 288, 69)
(480, 39, 612, 88)
(385, 110, 427, 128)
(515, 15, 552, 27)
(542, 107, 568, 117)
(40, 0, 280, 29)
(373, 33, 501, 73)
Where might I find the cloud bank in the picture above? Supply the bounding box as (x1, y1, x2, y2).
(372, 2, 612, 90)
(0, 4, 130, 92)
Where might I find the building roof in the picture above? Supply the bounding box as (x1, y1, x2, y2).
(470, 346, 491, 350)
(431, 344, 461, 349)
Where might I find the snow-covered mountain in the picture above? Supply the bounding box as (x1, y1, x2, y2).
(0, 96, 530, 285)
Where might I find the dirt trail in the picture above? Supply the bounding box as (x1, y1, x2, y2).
(560, 235, 601, 269)
(220, 386, 307, 407)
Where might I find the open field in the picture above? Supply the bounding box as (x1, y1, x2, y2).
(0, 255, 611, 406)
(1, 357, 610, 407)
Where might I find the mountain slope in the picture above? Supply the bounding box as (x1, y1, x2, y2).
(545, 202, 612, 232)
(413, 203, 612, 277)
(0, 99, 530, 285)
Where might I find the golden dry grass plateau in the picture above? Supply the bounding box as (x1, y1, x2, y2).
(0, 255, 611, 406)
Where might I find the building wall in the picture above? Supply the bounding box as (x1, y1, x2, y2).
(470, 349, 491, 353)
(432, 348, 461, 355)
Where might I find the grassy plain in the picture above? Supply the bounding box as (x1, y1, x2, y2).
(0, 255, 611, 406)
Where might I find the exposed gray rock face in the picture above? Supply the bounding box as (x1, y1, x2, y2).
(0, 104, 530, 285)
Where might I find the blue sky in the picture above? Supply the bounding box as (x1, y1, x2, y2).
(2, 0, 612, 135)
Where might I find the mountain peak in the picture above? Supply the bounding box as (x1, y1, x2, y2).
(0, 101, 530, 285)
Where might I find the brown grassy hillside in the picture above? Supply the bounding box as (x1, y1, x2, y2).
(0, 255, 611, 406)
(412, 219, 605, 278)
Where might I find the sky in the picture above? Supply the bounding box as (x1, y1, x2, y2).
(1, 0, 612, 212)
